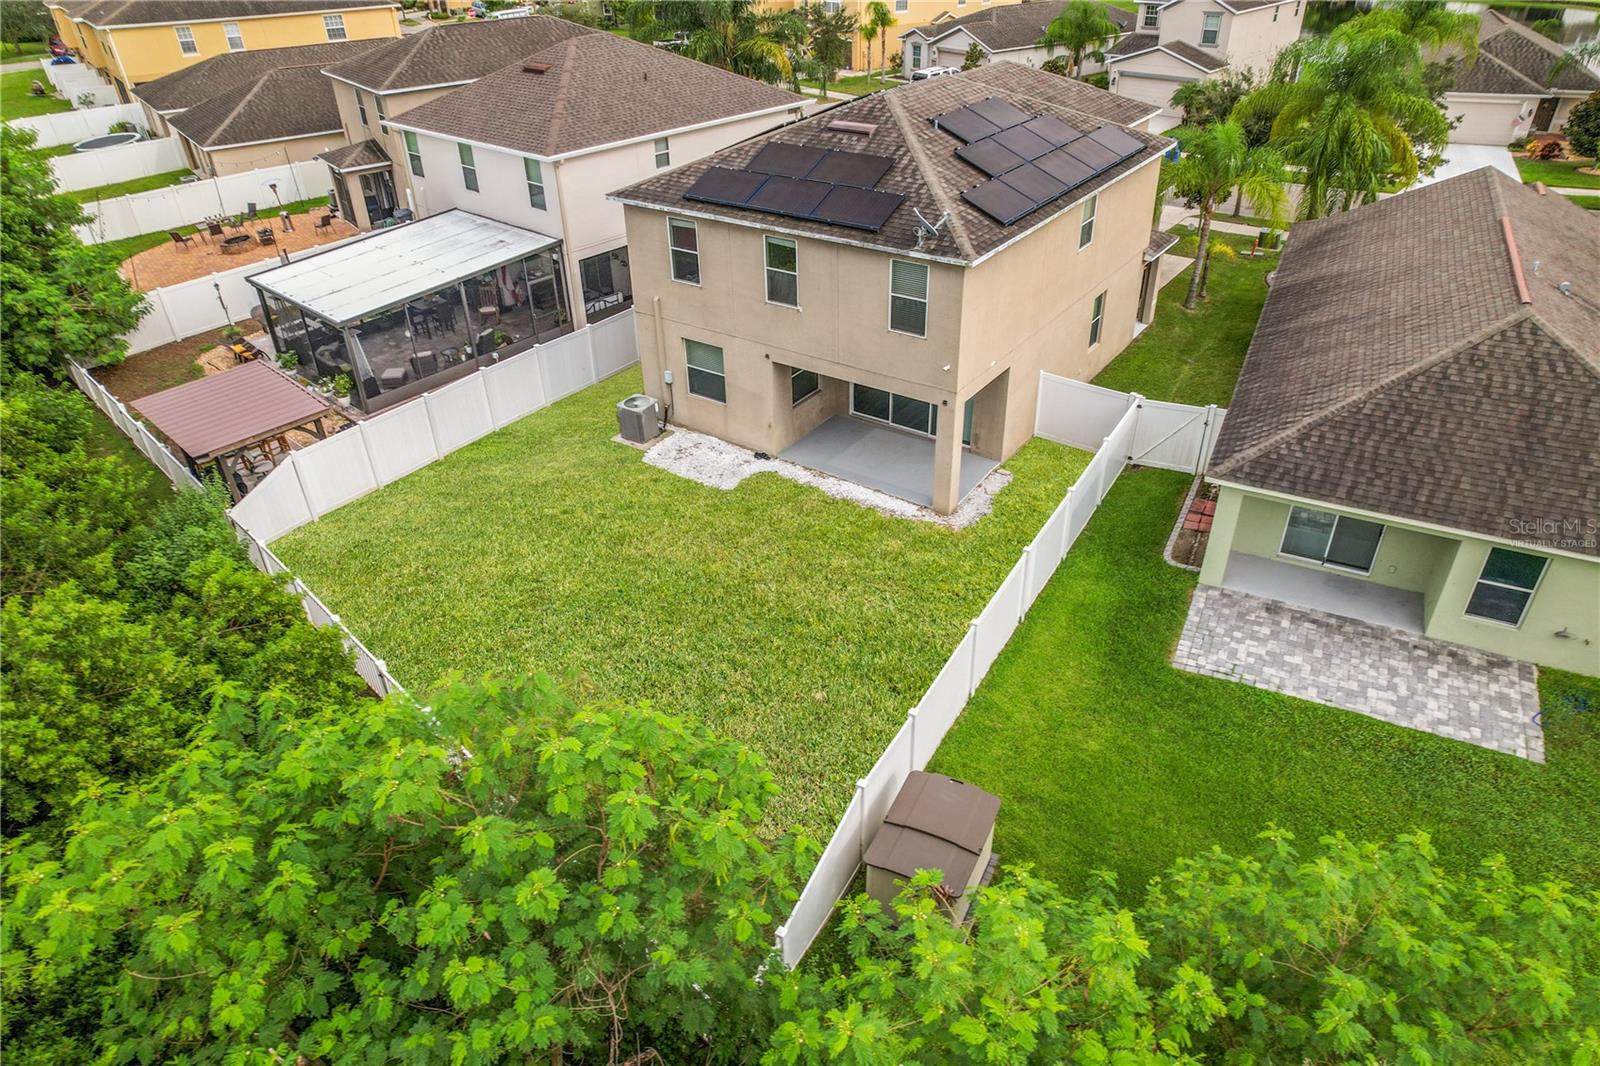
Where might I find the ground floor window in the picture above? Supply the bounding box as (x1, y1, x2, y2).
(685, 339, 726, 402)
(1464, 548, 1546, 626)
(1279, 506, 1384, 573)
(578, 247, 633, 322)
(851, 383, 936, 436)
(791, 366, 819, 404)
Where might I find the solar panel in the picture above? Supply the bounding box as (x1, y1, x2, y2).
(1033, 148, 1097, 189)
(957, 137, 1026, 177)
(1065, 136, 1122, 170)
(748, 142, 828, 178)
(991, 124, 1055, 162)
(746, 175, 833, 217)
(962, 179, 1037, 226)
(932, 105, 1000, 143)
(812, 185, 904, 231)
(808, 150, 894, 189)
(967, 97, 1031, 131)
(1087, 124, 1145, 159)
(998, 162, 1067, 206)
(683, 167, 769, 207)
(1022, 114, 1083, 148)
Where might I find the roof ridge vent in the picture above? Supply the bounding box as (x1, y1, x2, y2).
(827, 119, 878, 136)
(522, 60, 550, 74)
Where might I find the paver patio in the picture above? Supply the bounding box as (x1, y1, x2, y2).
(119, 209, 359, 290)
(1173, 584, 1544, 761)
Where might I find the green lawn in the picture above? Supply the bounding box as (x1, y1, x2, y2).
(931, 469, 1600, 894)
(67, 169, 193, 205)
(1090, 230, 1275, 407)
(1515, 157, 1600, 190)
(1, 68, 70, 119)
(273, 371, 1091, 840)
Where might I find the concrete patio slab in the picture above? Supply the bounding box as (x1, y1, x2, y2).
(1173, 584, 1544, 761)
(780, 415, 998, 508)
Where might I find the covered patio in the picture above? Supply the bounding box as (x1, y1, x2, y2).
(246, 210, 573, 413)
(780, 416, 999, 509)
(131, 359, 334, 501)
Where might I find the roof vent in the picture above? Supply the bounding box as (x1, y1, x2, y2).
(522, 61, 550, 74)
(828, 119, 878, 136)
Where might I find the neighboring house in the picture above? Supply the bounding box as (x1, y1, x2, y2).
(611, 64, 1172, 515)
(386, 29, 806, 331)
(316, 15, 596, 231)
(764, 0, 1029, 74)
(1436, 10, 1600, 145)
(167, 53, 388, 176)
(1106, 0, 1303, 131)
(46, 0, 399, 103)
(133, 40, 379, 138)
(899, 1, 1134, 79)
(1199, 168, 1599, 675)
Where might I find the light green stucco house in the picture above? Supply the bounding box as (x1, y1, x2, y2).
(1198, 168, 1598, 676)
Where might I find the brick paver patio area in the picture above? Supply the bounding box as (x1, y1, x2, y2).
(120, 209, 360, 291)
(1173, 585, 1544, 761)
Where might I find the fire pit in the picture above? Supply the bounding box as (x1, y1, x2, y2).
(72, 132, 140, 152)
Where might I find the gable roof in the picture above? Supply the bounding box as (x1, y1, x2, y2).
(1208, 169, 1600, 555)
(50, 0, 394, 28)
(905, 1, 1133, 53)
(1107, 33, 1229, 73)
(387, 30, 804, 159)
(133, 39, 382, 112)
(612, 63, 1168, 266)
(168, 59, 344, 147)
(319, 13, 594, 93)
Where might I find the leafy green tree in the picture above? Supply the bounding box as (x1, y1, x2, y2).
(0, 126, 145, 379)
(804, 2, 858, 99)
(1564, 90, 1600, 159)
(960, 41, 984, 71)
(1239, 26, 1450, 217)
(1163, 121, 1287, 308)
(1035, 0, 1119, 80)
(764, 831, 1600, 1063)
(864, 0, 895, 84)
(7, 678, 808, 1065)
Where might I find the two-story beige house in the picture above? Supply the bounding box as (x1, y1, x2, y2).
(1106, 0, 1304, 130)
(612, 64, 1171, 515)
(315, 16, 595, 230)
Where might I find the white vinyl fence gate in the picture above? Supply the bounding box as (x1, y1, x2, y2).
(773, 373, 1225, 967)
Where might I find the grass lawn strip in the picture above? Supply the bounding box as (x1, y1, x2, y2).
(1514, 157, 1600, 190)
(274, 369, 1091, 840)
(930, 467, 1600, 894)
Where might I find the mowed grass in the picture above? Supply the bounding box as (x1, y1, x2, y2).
(931, 468, 1600, 894)
(1, 68, 70, 119)
(1515, 157, 1600, 189)
(274, 370, 1091, 839)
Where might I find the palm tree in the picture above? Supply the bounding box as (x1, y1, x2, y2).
(1163, 121, 1288, 309)
(1236, 27, 1449, 218)
(865, 1, 896, 84)
(1347, 0, 1480, 61)
(1036, 0, 1120, 79)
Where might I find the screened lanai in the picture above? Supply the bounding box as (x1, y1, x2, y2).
(246, 211, 573, 413)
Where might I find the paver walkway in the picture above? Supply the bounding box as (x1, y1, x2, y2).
(1173, 584, 1544, 762)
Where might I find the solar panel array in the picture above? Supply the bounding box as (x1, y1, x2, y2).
(682, 142, 904, 232)
(933, 98, 1146, 226)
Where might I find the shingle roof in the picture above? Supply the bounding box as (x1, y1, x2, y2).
(168, 61, 343, 147)
(612, 63, 1168, 266)
(134, 39, 382, 112)
(317, 136, 388, 171)
(1208, 169, 1600, 554)
(319, 14, 594, 92)
(388, 30, 804, 159)
(1108, 33, 1227, 72)
(51, 0, 394, 27)
(909, 1, 1133, 53)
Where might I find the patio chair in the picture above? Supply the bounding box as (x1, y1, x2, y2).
(168, 230, 195, 250)
(313, 213, 333, 234)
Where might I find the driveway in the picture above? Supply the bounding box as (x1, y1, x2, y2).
(1412, 143, 1521, 188)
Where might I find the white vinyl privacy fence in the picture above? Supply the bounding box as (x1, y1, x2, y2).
(232, 310, 640, 543)
(76, 160, 329, 244)
(9, 101, 145, 147)
(773, 374, 1226, 967)
(50, 136, 187, 193)
(64, 358, 404, 697)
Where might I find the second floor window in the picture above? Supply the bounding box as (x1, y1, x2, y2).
(458, 143, 478, 192)
(524, 157, 545, 210)
(1201, 12, 1222, 45)
(764, 236, 797, 306)
(654, 137, 671, 169)
(889, 259, 928, 337)
(324, 14, 347, 40)
(1079, 193, 1097, 248)
(175, 25, 197, 55)
(1142, 3, 1160, 29)
(668, 218, 699, 283)
(223, 21, 244, 51)
(403, 131, 423, 176)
